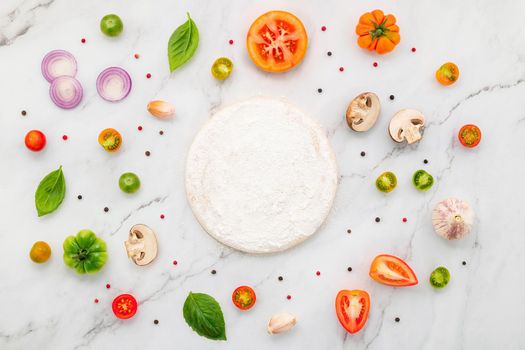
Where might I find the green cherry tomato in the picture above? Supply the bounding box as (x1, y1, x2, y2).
(412, 169, 434, 191)
(211, 57, 233, 80)
(119, 172, 141, 193)
(429, 266, 450, 289)
(100, 14, 124, 37)
(63, 229, 108, 274)
(375, 171, 397, 193)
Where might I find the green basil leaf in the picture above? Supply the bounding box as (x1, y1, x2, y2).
(183, 292, 226, 341)
(35, 166, 66, 217)
(168, 12, 199, 73)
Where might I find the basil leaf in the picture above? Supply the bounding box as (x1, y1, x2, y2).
(168, 12, 199, 72)
(35, 166, 66, 217)
(183, 292, 226, 341)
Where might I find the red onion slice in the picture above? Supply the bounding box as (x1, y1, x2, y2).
(41, 50, 78, 82)
(49, 76, 83, 109)
(96, 67, 132, 102)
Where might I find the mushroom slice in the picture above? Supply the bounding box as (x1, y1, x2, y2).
(388, 109, 426, 144)
(346, 92, 381, 132)
(124, 224, 158, 266)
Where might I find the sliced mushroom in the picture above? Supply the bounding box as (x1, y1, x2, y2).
(345, 92, 380, 132)
(124, 224, 158, 266)
(388, 109, 425, 144)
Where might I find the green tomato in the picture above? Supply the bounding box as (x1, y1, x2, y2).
(100, 14, 124, 37)
(63, 229, 108, 274)
(211, 57, 233, 80)
(412, 169, 434, 191)
(375, 171, 397, 193)
(119, 172, 141, 193)
(429, 266, 450, 289)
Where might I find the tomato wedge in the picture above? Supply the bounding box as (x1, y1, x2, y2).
(335, 290, 370, 334)
(232, 286, 256, 310)
(369, 254, 418, 287)
(246, 11, 308, 73)
(112, 294, 138, 319)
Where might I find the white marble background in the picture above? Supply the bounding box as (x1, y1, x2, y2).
(1, 0, 525, 349)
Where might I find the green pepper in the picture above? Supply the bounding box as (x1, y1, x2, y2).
(412, 169, 434, 191)
(429, 266, 450, 289)
(63, 229, 108, 274)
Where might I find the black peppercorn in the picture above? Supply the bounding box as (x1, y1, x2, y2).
(159, 131, 164, 135)
(347, 267, 352, 272)
(77, 195, 82, 200)
(211, 269, 216, 275)
(104, 207, 109, 212)
(145, 151, 151, 156)
(389, 95, 395, 100)
(317, 88, 323, 93)
(395, 317, 400, 322)
(462, 261, 467, 266)
(154, 320, 159, 325)
(423, 159, 429, 164)
(278, 276, 283, 281)
(360, 151, 366, 157)
(375, 217, 380, 223)
(327, 51, 332, 56)
(347, 229, 351, 234)
(21, 110, 27, 116)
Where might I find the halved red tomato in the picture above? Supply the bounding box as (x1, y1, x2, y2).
(369, 254, 418, 287)
(232, 286, 256, 310)
(112, 294, 138, 319)
(458, 124, 481, 148)
(246, 11, 308, 73)
(335, 290, 370, 334)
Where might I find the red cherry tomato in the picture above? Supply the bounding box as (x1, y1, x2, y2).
(335, 290, 370, 334)
(25, 130, 46, 151)
(112, 294, 138, 319)
(458, 124, 481, 148)
(369, 254, 418, 287)
(232, 286, 256, 310)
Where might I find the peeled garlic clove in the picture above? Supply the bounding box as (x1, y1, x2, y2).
(432, 198, 474, 240)
(147, 100, 175, 119)
(267, 312, 297, 335)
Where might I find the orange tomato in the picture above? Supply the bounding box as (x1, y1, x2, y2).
(369, 254, 418, 287)
(458, 124, 481, 148)
(29, 241, 51, 263)
(246, 11, 308, 72)
(232, 286, 256, 310)
(98, 128, 122, 152)
(335, 290, 370, 334)
(356, 9, 400, 54)
(436, 62, 459, 85)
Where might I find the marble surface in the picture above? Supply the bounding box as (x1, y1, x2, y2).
(1, 0, 525, 349)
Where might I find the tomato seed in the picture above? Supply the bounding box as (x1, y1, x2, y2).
(146, 73, 152, 79)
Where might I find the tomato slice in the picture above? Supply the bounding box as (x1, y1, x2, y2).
(232, 286, 256, 310)
(246, 11, 308, 73)
(458, 124, 481, 148)
(335, 290, 370, 334)
(112, 294, 138, 319)
(98, 128, 122, 152)
(369, 254, 418, 287)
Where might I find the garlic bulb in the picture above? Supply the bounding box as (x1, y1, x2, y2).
(432, 198, 474, 240)
(147, 100, 175, 119)
(267, 312, 297, 335)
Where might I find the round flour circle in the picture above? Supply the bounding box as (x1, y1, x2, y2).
(186, 97, 338, 253)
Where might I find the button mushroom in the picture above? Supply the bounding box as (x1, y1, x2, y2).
(124, 224, 158, 266)
(345, 92, 380, 132)
(388, 109, 426, 144)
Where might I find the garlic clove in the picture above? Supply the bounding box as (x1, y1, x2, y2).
(432, 198, 474, 240)
(147, 100, 175, 119)
(267, 312, 297, 335)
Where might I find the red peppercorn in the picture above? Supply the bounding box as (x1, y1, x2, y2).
(160, 214, 165, 219)
(62, 135, 68, 140)
(339, 67, 344, 72)
(94, 298, 99, 303)
(411, 47, 416, 52)
(403, 217, 407, 222)
(81, 38, 86, 43)
(146, 73, 152, 79)
(106, 283, 110, 289)
(373, 62, 378, 67)
(134, 53, 140, 59)
(173, 260, 178, 265)
(286, 295, 292, 300)
(229, 39, 234, 45)
(316, 271, 321, 276)
(138, 126, 143, 131)
(321, 26, 327, 31)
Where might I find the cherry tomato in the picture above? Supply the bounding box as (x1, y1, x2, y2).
(436, 62, 459, 86)
(376, 171, 397, 193)
(369, 254, 418, 287)
(412, 169, 434, 191)
(29, 241, 51, 263)
(246, 11, 308, 73)
(335, 290, 370, 334)
(430, 266, 450, 289)
(211, 57, 233, 80)
(98, 128, 122, 152)
(112, 294, 137, 319)
(119, 172, 141, 193)
(458, 124, 481, 148)
(25, 130, 46, 152)
(100, 14, 124, 37)
(232, 286, 256, 310)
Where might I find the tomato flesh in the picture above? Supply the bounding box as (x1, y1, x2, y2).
(247, 11, 308, 72)
(369, 254, 418, 287)
(335, 290, 370, 334)
(458, 124, 481, 148)
(25, 130, 46, 151)
(232, 286, 256, 310)
(112, 294, 137, 319)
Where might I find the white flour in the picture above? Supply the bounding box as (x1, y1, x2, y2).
(186, 97, 338, 253)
